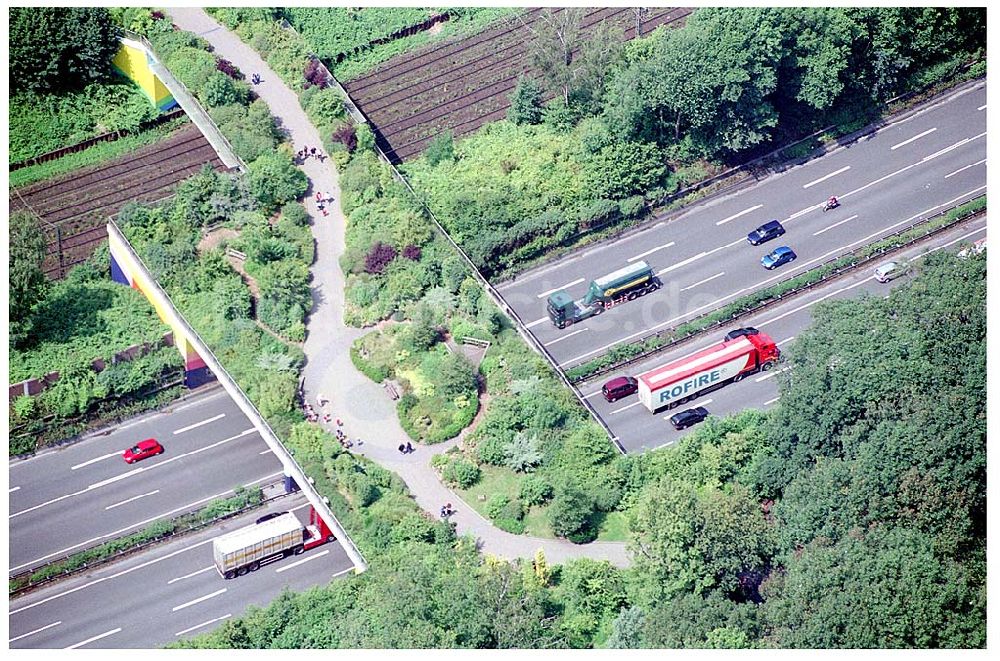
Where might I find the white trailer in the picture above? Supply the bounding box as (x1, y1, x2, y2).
(213, 512, 304, 579)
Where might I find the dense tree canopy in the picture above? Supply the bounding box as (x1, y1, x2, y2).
(10, 7, 121, 93)
(8, 211, 49, 338)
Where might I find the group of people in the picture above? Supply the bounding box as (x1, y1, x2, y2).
(316, 191, 335, 217)
(295, 146, 324, 164)
(440, 503, 455, 518)
(301, 392, 359, 449)
(397, 442, 415, 454)
(250, 72, 261, 85)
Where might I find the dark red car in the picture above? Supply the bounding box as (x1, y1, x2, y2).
(602, 376, 638, 402)
(123, 438, 164, 464)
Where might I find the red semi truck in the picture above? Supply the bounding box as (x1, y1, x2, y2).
(637, 333, 780, 412)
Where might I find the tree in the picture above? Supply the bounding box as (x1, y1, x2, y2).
(584, 141, 667, 200)
(521, 9, 622, 111)
(424, 131, 455, 166)
(548, 484, 594, 540)
(761, 527, 985, 648)
(9, 210, 49, 332)
(248, 152, 308, 212)
(11, 7, 120, 93)
(507, 77, 544, 125)
(438, 352, 476, 398)
(503, 431, 543, 473)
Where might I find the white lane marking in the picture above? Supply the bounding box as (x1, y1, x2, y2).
(172, 588, 227, 612)
(657, 251, 707, 276)
(755, 367, 791, 382)
(9, 620, 61, 643)
(628, 241, 675, 261)
(813, 214, 859, 236)
(610, 401, 643, 415)
(9, 486, 20, 493)
(945, 159, 986, 179)
(173, 413, 225, 435)
(171, 389, 230, 413)
(259, 448, 274, 455)
(977, 104, 986, 111)
(890, 127, 936, 150)
(715, 204, 763, 226)
(923, 132, 985, 162)
(758, 276, 875, 329)
(680, 271, 725, 292)
(70, 452, 121, 471)
(175, 614, 232, 637)
(786, 133, 985, 220)
(525, 317, 548, 329)
(65, 627, 122, 649)
(168, 565, 216, 585)
(330, 566, 356, 579)
(802, 165, 850, 189)
(649, 439, 678, 451)
(544, 328, 588, 346)
(10, 539, 214, 615)
(275, 549, 330, 573)
(777, 336, 795, 345)
(764, 397, 781, 406)
(581, 390, 604, 400)
(536, 278, 584, 299)
(104, 490, 160, 511)
(9, 471, 283, 572)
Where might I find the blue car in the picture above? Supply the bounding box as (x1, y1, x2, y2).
(761, 246, 797, 270)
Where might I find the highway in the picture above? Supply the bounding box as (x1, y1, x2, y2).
(8, 499, 356, 649)
(497, 81, 986, 369)
(582, 215, 986, 453)
(8, 388, 284, 575)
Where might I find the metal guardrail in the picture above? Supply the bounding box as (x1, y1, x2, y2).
(9, 482, 286, 596)
(571, 197, 986, 382)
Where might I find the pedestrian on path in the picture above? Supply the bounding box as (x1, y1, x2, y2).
(405, 442, 414, 454)
(398, 443, 406, 454)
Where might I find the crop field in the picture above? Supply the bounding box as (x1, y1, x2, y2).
(9, 123, 228, 279)
(344, 7, 693, 162)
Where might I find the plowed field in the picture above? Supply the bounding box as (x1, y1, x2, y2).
(345, 7, 693, 162)
(9, 123, 228, 279)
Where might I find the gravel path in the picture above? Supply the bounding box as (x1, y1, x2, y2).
(166, 8, 630, 568)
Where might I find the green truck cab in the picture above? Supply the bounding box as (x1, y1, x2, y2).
(546, 260, 660, 329)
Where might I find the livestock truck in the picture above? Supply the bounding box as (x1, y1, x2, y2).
(212, 509, 334, 579)
(637, 333, 780, 412)
(546, 260, 660, 328)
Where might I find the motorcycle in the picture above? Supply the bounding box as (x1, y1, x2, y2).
(823, 197, 840, 212)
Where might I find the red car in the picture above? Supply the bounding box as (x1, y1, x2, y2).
(123, 438, 164, 463)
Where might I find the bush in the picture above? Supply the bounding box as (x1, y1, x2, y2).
(438, 352, 477, 398)
(548, 485, 595, 539)
(519, 475, 554, 506)
(248, 151, 308, 211)
(504, 431, 543, 473)
(331, 123, 358, 153)
(442, 457, 481, 489)
(203, 70, 248, 107)
(364, 242, 397, 275)
(486, 494, 526, 534)
(508, 77, 544, 125)
(618, 195, 646, 219)
(424, 131, 454, 166)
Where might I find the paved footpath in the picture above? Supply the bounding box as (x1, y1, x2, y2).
(167, 8, 629, 568)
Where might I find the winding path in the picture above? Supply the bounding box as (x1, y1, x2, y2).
(167, 8, 629, 568)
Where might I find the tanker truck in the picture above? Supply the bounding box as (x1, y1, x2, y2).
(546, 260, 660, 329)
(637, 333, 780, 412)
(212, 509, 334, 579)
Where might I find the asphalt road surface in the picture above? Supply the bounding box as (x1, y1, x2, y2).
(498, 81, 986, 369)
(9, 498, 356, 649)
(9, 388, 284, 575)
(581, 215, 986, 453)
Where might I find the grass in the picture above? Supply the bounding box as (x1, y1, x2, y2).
(10, 118, 188, 188)
(594, 511, 629, 542)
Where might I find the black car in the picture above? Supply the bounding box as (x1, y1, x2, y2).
(724, 327, 759, 341)
(669, 407, 709, 430)
(747, 220, 785, 246)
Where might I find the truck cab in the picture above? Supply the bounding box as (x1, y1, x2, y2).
(547, 291, 596, 328)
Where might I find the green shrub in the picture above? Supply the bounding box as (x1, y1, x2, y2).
(548, 485, 595, 539)
(442, 457, 481, 489)
(486, 494, 526, 534)
(203, 70, 249, 107)
(519, 475, 554, 506)
(618, 195, 646, 219)
(424, 131, 454, 166)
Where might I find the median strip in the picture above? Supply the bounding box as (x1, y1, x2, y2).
(565, 196, 985, 383)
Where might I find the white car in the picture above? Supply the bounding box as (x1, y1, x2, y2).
(874, 261, 910, 283)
